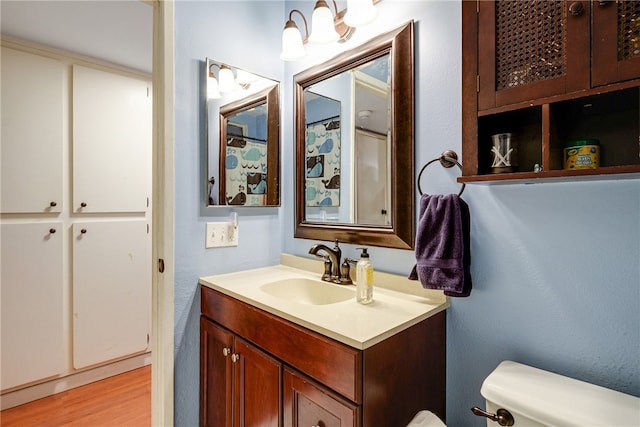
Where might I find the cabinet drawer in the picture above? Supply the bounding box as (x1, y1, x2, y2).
(201, 286, 362, 402)
(283, 368, 359, 427)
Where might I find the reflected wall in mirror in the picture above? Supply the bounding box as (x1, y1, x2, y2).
(295, 21, 414, 249)
(206, 58, 280, 207)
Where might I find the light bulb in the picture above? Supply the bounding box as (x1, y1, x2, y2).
(344, 0, 377, 27)
(309, 0, 339, 44)
(207, 76, 221, 99)
(218, 66, 237, 92)
(280, 20, 306, 61)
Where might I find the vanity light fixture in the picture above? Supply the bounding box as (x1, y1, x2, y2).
(207, 59, 257, 100)
(280, 0, 379, 61)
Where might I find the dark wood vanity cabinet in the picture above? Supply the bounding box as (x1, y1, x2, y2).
(200, 286, 446, 427)
(200, 317, 281, 427)
(463, 0, 640, 181)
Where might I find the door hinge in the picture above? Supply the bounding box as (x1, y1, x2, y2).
(158, 258, 165, 273)
(477, 0, 479, 13)
(147, 334, 150, 344)
(477, 75, 480, 93)
(147, 224, 150, 234)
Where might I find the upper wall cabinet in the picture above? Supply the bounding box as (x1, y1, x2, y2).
(462, 0, 640, 182)
(1, 47, 64, 213)
(73, 66, 151, 213)
(477, 0, 640, 111)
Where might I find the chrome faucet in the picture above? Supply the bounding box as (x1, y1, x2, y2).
(308, 240, 351, 285)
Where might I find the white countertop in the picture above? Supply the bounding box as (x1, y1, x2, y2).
(199, 254, 449, 350)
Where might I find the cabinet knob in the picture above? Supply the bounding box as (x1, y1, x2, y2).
(50, 201, 57, 207)
(231, 354, 240, 363)
(222, 347, 231, 357)
(80, 228, 87, 234)
(49, 228, 56, 234)
(569, 2, 583, 16)
(80, 202, 87, 208)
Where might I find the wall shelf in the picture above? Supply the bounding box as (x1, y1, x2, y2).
(462, 1, 640, 186)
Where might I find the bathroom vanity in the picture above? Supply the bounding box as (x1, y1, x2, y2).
(199, 255, 448, 427)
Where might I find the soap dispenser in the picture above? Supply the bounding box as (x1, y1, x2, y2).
(356, 248, 373, 304)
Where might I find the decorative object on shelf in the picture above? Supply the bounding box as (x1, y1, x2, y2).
(564, 139, 600, 170)
(490, 133, 517, 173)
(280, 0, 379, 61)
(417, 150, 466, 197)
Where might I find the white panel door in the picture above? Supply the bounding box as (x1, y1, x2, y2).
(72, 220, 151, 369)
(1, 222, 64, 390)
(355, 130, 389, 226)
(1, 47, 64, 213)
(72, 66, 151, 213)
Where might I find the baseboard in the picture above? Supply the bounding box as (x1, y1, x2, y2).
(0, 352, 151, 410)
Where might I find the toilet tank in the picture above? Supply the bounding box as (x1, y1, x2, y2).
(480, 361, 640, 427)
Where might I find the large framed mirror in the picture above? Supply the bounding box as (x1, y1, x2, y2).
(206, 58, 280, 207)
(294, 21, 414, 249)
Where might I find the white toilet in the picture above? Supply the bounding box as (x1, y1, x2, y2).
(408, 360, 640, 427)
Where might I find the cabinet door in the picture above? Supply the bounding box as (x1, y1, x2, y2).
(234, 338, 281, 427)
(72, 220, 150, 369)
(592, 0, 640, 86)
(283, 368, 358, 427)
(1, 47, 64, 213)
(200, 318, 234, 427)
(0, 223, 64, 390)
(72, 65, 151, 213)
(478, 0, 590, 110)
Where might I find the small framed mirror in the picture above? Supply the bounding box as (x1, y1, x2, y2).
(206, 58, 280, 207)
(294, 21, 414, 249)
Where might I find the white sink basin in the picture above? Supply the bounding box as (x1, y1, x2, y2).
(260, 278, 354, 305)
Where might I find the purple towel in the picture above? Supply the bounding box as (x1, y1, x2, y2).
(409, 193, 472, 297)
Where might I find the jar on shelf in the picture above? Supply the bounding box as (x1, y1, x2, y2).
(564, 139, 600, 170)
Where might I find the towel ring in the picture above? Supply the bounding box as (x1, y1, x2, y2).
(417, 150, 466, 196)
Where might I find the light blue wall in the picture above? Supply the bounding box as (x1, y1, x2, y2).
(175, 1, 640, 426)
(173, 2, 284, 425)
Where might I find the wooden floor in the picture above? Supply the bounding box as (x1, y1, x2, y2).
(0, 366, 151, 427)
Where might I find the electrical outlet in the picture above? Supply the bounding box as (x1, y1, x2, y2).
(206, 222, 238, 248)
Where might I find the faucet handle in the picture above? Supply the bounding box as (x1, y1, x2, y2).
(317, 255, 333, 282)
(339, 259, 353, 285)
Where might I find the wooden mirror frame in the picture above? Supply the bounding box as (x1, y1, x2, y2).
(218, 85, 280, 206)
(294, 21, 414, 249)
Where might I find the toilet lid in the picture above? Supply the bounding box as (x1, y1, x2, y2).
(481, 361, 640, 426)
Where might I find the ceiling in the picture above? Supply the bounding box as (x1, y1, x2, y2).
(0, 0, 153, 73)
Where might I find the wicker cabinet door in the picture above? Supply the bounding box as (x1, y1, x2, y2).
(478, 0, 590, 110)
(592, 0, 640, 87)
